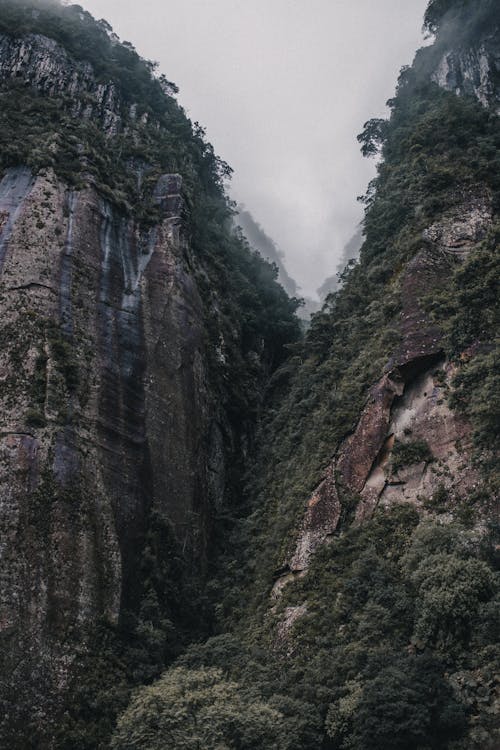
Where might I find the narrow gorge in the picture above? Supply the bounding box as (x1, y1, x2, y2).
(0, 1, 498, 749)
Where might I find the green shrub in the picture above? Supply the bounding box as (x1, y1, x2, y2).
(392, 439, 434, 472)
(326, 655, 466, 750)
(423, 483, 450, 513)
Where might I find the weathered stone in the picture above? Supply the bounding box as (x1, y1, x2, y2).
(432, 42, 500, 113)
(0, 162, 230, 731)
(0, 33, 122, 133)
(422, 190, 492, 259)
(273, 188, 493, 596)
(337, 373, 404, 495)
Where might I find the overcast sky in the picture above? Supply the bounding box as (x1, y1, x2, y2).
(82, 0, 429, 297)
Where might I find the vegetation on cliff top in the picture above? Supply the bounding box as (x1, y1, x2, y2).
(424, 0, 498, 36)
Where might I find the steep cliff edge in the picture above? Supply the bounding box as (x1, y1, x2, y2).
(0, 2, 301, 746)
(126, 3, 498, 750)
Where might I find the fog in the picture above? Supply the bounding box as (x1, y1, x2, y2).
(82, 0, 429, 297)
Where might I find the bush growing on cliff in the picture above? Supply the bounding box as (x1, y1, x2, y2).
(391, 439, 433, 473)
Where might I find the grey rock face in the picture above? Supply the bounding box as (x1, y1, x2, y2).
(0, 161, 229, 737)
(0, 26, 240, 736)
(422, 190, 492, 258)
(0, 33, 122, 132)
(431, 38, 500, 112)
(0, 166, 34, 269)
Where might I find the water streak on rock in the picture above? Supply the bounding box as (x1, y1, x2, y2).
(0, 166, 34, 271)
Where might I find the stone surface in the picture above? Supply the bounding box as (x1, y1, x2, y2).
(274, 603, 308, 656)
(422, 190, 492, 259)
(363, 361, 479, 516)
(0, 33, 123, 133)
(272, 188, 492, 599)
(0, 162, 230, 729)
(432, 41, 500, 113)
(271, 464, 341, 599)
(0, 29, 248, 734)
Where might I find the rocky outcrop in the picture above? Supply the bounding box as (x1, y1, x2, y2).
(0, 17, 254, 732)
(0, 32, 124, 133)
(0, 166, 34, 269)
(373, 359, 479, 513)
(432, 40, 500, 112)
(422, 189, 492, 258)
(272, 189, 492, 600)
(272, 465, 341, 597)
(0, 159, 230, 731)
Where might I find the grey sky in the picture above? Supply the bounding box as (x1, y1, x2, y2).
(82, 0, 429, 297)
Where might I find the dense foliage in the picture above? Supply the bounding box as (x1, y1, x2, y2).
(423, 0, 498, 36)
(111, 667, 300, 750)
(118, 511, 498, 749)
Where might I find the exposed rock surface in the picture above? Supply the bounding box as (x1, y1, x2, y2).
(432, 40, 500, 113)
(272, 189, 492, 601)
(0, 32, 124, 132)
(0, 21, 258, 733)
(0, 157, 229, 712)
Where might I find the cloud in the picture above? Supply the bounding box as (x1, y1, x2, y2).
(82, 0, 429, 297)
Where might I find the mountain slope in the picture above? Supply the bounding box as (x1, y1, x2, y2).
(0, 1, 301, 747)
(112, 2, 499, 749)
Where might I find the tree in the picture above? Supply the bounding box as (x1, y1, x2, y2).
(409, 553, 496, 651)
(357, 118, 388, 157)
(111, 667, 298, 750)
(326, 656, 466, 750)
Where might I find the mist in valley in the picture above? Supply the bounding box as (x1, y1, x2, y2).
(81, 0, 429, 299)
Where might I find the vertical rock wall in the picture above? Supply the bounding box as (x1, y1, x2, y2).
(0, 162, 227, 734)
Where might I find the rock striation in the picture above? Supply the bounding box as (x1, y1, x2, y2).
(0, 32, 123, 132)
(0, 26, 257, 741)
(432, 41, 500, 113)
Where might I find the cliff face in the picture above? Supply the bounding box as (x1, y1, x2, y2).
(269, 14, 499, 605)
(0, 32, 122, 131)
(430, 29, 500, 112)
(272, 189, 492, 597)
(0, 14, 300, 745)
(0, 163, 218, 726)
